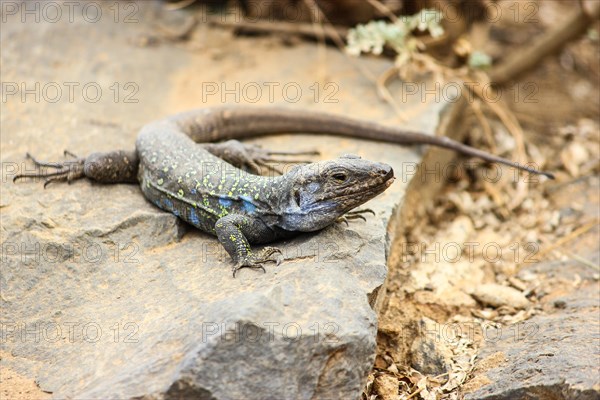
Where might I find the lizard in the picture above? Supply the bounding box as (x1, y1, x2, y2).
(14, 106, 554, 276)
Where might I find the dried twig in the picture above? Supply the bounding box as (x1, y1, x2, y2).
(164, 0, 198, 11)
(490, 0, 600, 85)
(468, 99, 496, 152)
(157, 15, 198, 41)
(376, 66, 407, 121)
(470, 72, 526, 153)
(215, 2, 381, 87)
(365, 0, 400, 23)
(534, 218, 600, 261)
(481, 180, 510, 217)
(562, 250, 600, 270)
(405, 385, 425, 400)
(208, 18, 348, 42)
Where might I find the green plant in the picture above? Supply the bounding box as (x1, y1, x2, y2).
(346, 9, 444, 57)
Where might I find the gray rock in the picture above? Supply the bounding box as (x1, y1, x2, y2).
(465, 284, 600, 400)
(410, 317, 454, 376)
(0, 2, 448, 398)
(465, 177, 600, 400)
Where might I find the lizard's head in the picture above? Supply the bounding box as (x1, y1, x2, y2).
(277, 154, 394, 232)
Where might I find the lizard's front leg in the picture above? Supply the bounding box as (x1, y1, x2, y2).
(203, 140, 318, 175)
(214, 213, 282, 277)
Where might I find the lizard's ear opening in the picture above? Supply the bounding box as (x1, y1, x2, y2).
(293, 188, 301, 207)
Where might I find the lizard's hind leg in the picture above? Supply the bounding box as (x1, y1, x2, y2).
(203, 139, 318, 175)
(14, 150, 139, 187)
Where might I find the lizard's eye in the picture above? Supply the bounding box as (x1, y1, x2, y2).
(332, 172, 347, 182)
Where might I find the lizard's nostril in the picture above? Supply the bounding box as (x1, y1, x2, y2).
(377, 164, 392, 177)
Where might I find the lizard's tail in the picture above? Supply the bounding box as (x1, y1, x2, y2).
(171, 107, 555, 179)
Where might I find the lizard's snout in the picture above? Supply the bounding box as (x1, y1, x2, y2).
(375, 164, 394, 180)
(375, 163, 394, 188)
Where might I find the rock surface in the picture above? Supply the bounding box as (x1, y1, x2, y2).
(464, 176, 600, 400)
(410, 317, 454, 376)
(0, 2, 448, 398)
(464, 284, 600, 400)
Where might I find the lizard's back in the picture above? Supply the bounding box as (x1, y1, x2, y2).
(136, 121, 276, 236)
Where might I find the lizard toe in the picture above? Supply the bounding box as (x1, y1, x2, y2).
(232, 262, 267, 278)
(337, 208, 376, 225)
(232, 246, 282, 277)
(14, 153, 85, 187)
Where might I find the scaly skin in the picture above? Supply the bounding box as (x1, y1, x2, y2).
(14, 107, 553, 276)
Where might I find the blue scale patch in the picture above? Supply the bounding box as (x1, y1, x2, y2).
(191, 188, 197, 195)
(164, 199, 174, 210)
(219, 198, 233, 207)
(307, 182, 320, 193)
(189, 210, 201, 226)
(242, 200, 256, 213)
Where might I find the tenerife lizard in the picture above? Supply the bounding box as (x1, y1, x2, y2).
(14, 107, 554, 276)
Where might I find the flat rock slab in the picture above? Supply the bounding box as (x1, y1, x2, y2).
(465, 177, 600, 400)
(465, 284, 600, 400)
(1, 2, 447, 398)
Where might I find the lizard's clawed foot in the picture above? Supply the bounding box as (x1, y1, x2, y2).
(13, 151, 86, 188)
(232, 246, 282, 278)
(239, 145, 319, 175)
(337, 208, 376, 226)
(212, 140, 319, 176)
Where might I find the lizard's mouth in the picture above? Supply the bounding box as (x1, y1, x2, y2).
(369, 170, 395, 194)
(384, 173, 395, 188)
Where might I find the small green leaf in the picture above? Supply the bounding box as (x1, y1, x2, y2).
(468, 51, 492, 70)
